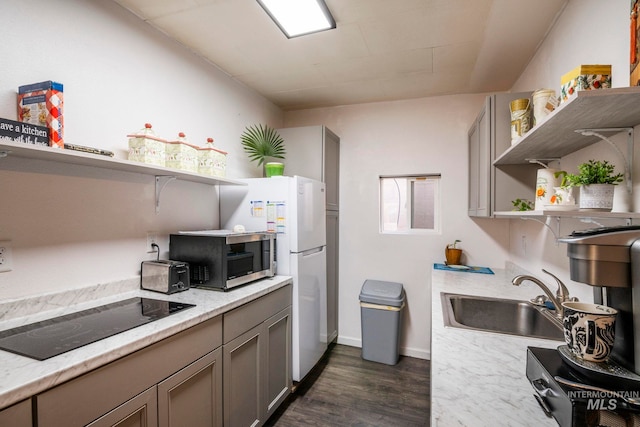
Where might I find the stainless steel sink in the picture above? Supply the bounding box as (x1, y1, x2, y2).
(440, 292, 564, 341)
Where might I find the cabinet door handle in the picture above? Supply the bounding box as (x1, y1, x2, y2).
(533, 393, 553, 418)
(530, 378, 554, 417)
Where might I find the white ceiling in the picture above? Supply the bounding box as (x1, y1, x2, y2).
(113, 0, 568, 111)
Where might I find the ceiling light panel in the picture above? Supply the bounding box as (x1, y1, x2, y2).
(257, 0, 336, 38)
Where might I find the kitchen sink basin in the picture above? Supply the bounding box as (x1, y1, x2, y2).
(440, 293, 564, 341)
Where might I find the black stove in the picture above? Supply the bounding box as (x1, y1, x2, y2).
(0, 297, 195, 360)
(527, 346, 640, 427)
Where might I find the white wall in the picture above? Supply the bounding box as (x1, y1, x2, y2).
(0, 0, 282, 298)
(508, 0, 634, 302)
(284, 96, 512, 359)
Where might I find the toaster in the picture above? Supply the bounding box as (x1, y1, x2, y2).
(141, 260, 190, 294)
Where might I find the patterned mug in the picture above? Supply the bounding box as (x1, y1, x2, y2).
(561, 302, 617, 363)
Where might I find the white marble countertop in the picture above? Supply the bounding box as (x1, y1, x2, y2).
(431, 266, 562, 426)
(0, 276, 292, 410)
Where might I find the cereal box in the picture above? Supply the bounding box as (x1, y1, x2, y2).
(198, 138, 228, 177)
(560, 65, 611, 103)
(128, 123, 166, 167)
(17, 81, 64, 148)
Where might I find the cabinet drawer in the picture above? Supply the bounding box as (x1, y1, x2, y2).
(223, 284, 291, 344)
(86, 386, 157, 427)
(0, 398, 31, 427)
(36, 315, 222, 427)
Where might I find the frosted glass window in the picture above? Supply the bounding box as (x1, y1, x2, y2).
(380, 175, 440, 234)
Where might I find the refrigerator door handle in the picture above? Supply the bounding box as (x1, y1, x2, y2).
(298, 246, 326, 257)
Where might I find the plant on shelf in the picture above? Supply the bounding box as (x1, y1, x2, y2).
(564, 160, 624, 211)
(447, 239, 461, 250)
(564, 160, 623, 187)
(445, 240, 463, 265)
(553, 170, 570, 188)
(240, 124, 286, 176)
(511, 198, 534, 211)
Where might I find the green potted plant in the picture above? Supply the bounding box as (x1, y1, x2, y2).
(511, 198, 534, 211)
(564, 160, 623, 211)
(445, 240, 463, 265)
(240, 124, 286, 177)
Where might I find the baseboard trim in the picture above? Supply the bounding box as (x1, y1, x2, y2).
(335, 336, 430, 360)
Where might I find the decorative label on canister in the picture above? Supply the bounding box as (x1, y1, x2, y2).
(532, 89, 557, 125)
(510, 98, 531, 144)
(535, 168, 559, 211)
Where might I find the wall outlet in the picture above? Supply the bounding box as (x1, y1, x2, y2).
(147, 232, 159, 253)
(0, 241, 13, 272)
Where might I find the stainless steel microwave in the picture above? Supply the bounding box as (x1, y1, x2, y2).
(169, 230, 275, 291)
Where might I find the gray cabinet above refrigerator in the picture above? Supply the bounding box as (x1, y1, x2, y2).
(277, 125, 340, 211)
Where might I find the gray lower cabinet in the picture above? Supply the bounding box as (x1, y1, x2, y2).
(263, 307, 292, 420)
(157, 347, 223, 427)
(35, 316, 223, 427)
(88, 349, 223, 427)
(223, 325, 262, 427)
(222, 284, 292, 427)
(21, 286, 290, 427)
(0, 398, 32, 427)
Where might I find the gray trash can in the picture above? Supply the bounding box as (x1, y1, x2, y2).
(359, 279, 405, 365)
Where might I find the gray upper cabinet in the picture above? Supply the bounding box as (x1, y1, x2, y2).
(468, 105, 489, 217)
(468, 92, 539, 217)
(277, 126, 340, 210)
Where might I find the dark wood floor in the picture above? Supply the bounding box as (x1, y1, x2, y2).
(265, 344, 431, 427)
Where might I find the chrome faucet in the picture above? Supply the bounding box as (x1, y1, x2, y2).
(512, 269, 572, 320)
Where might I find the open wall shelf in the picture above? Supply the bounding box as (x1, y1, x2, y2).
(494, 210, 640, 220)
(494, 87, 640, 165)
(0, 140, 245, 186)
(0, 140, 246, 212)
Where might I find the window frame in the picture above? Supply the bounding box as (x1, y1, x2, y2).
(379, 174, 441, 235)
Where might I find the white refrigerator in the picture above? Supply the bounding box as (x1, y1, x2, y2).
(220, 175, 327, 382)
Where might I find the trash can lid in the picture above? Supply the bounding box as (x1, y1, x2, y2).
(359, 280, 405, 307)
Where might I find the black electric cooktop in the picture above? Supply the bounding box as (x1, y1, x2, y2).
(0, 297, 195, 360)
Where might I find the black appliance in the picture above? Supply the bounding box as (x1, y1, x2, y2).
(169, 230, 275, 291)
(525, 226, 640, 426)
(527, 347, 640, 426)
(0, 297, 194, 360)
